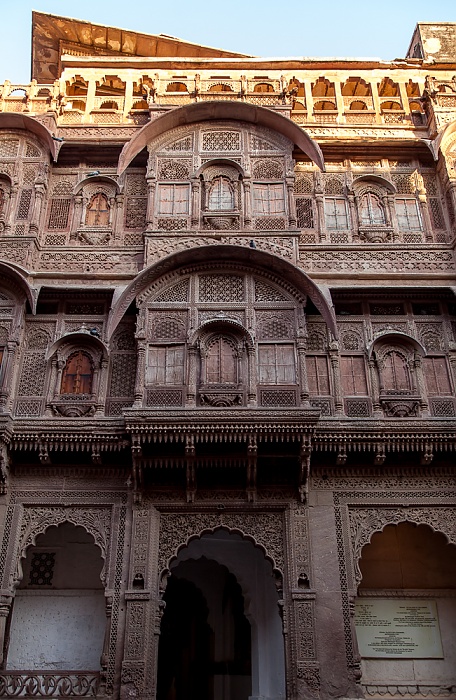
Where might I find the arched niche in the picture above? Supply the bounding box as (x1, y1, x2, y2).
(160, 528, 285, 700)
(6, 522, 106, 672)
(354, 521, 456, 697)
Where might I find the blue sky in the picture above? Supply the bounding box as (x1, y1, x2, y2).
(1, 0, 455, 84)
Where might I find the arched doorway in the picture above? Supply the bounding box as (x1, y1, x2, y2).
(355, 522, 456, 694)
(157, 529, 285, 700)
(6, 522, 105, 671)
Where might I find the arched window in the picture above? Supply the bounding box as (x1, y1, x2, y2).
(85, 193, 110, 227)
(360, 192, 385, 226)
(61, 351, 93, 394)
(205, 336, 237, 384)
(381, 350, 411, 392)
(208, 177, 235, 211)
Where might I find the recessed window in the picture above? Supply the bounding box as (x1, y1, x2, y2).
(253, 184, 285, 215)
(158, 184, 190, 215)
(396, 199, 422, 230)
(208, 177, 235, 211)
(360, 192, 385, 226)
(325, 198, 349, 229)
(147, 346, 185, 385)
(61, 351, 93, 394)
(258, 345, 296, 384)
(85, 193, 109, 227)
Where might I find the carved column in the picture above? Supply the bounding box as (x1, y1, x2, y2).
(133, 340, 147, 409)
(30, 181, 46, 235)
(347, 189, 359, 241)
(186, 344, 197, 406)
(297, 336, 310, 406)
(83, 78, 97, 123)
(368, 356, 382, 417)
(123, 79, 134, 119)
(413, 353, 429, 416)
(191, 178, 200, 229)
(99, 593, 113, 694)
(0, 594, 13, 666)
(398, 81, 412, 119)
(382, 194, 392, 227)
(247, 344, 256, 406)
(448, 343, 456, 394)
(0, 339, 18, 412)
(145, 178, 156, 231)
(334, 79, 344, 123)
(243, 178, 252, 228)
(314, 173, 326, 242)
(328, 340, 343, 415)
(71, 194, 83, 240)
(303, 81, 314, 121)
(386, 193, 400, 242)
(416, 188, 434, 242)
(286, 177, 297, 228)
(112, 193, 124, 241)
(95, 357, 109, 416)
(368, 78, 382, 124)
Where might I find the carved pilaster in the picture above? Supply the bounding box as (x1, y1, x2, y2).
(328, 339, 343, 415)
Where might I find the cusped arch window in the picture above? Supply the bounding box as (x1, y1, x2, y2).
(208, 176, 235, 211)
(85, 193, 110, 227)
(380, 349, 411, 392)
(360, 192, 386, 226)
(60, 350, 94, 395)
(205, 335, 238, 384)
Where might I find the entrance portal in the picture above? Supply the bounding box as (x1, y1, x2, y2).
(158, 559, 251, 700)
(157, 529, 285, 700)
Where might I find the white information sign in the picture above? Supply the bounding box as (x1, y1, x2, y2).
(355, 599, 443, 659)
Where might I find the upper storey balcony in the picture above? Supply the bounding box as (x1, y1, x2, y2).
(0, 69, 443, 131)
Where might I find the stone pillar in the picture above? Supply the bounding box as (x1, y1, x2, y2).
(303, 81, 314, 121)
(247, 344, 256, 406)
(334, 79, 344, 123)
(83, 79, 97, 123)
(243, 178, 252, 229)
(0, 594, 13, 666)
(95, 357, 109, 416)
(297, 336, 310, 406)
(368, 356, 382, 417)
(123, 79, 134, 120)
(145, 178, 156, 231)
(416, 189, 434, 242)
(314, 173, 326, 242)
(398, 81, 412, 118)
(133, 340, 146, 408)
(387, 193, 400, 241)
(113, 193, 124, 241)
(368, 78, 382, 124)
(0, 340, 18, 412)
(413, 352, 429, 416)
(286, 177, 297, 228)
(191, 178, 200, 229)
(328, 339, 343, 415)
(71, 194, 83, 240)
(347, 191, 359, 240)
(186, 344, 197, 406)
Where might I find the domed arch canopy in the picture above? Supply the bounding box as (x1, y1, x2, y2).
(46, 330, 109, 360)
(74, 175, 121, 195)
(433, 118, 456, 158)
(107, 245, 338, 340)
(352, 174, 397, 194)
(117, 101, 325, 175)
(367, 331, 426, 358)
(0, 113, 57, 161)
(0, 260, 37, 312)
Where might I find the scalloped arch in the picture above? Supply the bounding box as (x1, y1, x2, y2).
(162, 524, 280, 580)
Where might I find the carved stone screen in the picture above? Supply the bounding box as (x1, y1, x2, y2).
(355, 599, 444, 658)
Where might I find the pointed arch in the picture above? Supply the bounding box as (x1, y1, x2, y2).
(0, 113, 57, 160)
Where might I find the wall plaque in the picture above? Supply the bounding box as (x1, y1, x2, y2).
(355, 599, 443, 658)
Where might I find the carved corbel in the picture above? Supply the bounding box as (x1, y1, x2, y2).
(336, 445, 347, 466)
(374, 444, 386, 466)
(421, 444, 434, 465)
(39, 441, 51, 465)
